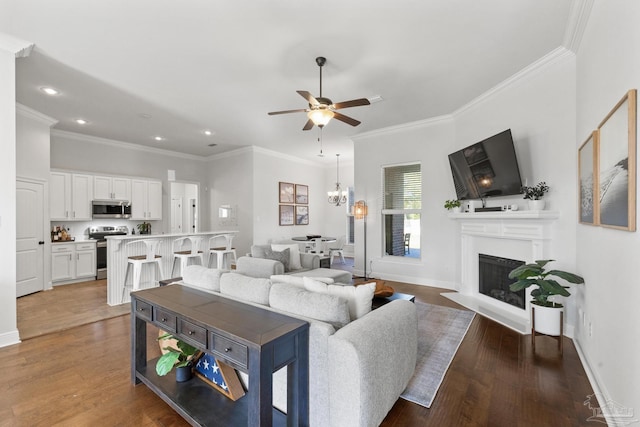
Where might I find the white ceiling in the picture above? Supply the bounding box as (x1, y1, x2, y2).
(2, 0, 576, 163)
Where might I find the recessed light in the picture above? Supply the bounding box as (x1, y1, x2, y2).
(41, 87, 59, 96)
(75, 119, 88, 125)
(139, 113, 152, 119)
(204, 130, 215, 136)
(154, 136, 164, 141)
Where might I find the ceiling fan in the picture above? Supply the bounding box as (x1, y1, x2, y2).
(268, 56, 370, 130)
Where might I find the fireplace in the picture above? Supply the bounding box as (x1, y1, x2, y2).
(478, 254, 525, 310)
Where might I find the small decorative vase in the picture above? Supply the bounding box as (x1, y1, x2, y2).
(175, 365, 192, 382)
(528, 199, 546, 210)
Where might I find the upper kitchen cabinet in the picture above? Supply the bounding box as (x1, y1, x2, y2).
(131, 179, 162, 220)
(50, 172, 93, 221)
(94, 175, 131, 201)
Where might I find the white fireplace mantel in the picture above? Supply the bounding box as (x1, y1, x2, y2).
(443, 210, 560, 334)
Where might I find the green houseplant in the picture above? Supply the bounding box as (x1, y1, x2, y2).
(509, 259, 584, 336)
(137, 222, 151, 234)
(521, 182, 549, 210)
(444, 199, 462, 212)
(156, 333, 199, 381)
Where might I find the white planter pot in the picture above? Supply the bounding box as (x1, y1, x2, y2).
(452, 206, 461, 213)
(532, 304, 563, 336)
(528, 199, 546, 210)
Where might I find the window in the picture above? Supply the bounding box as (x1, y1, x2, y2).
(382, 163, 421, 258)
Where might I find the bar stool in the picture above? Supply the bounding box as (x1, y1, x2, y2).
(171, 236, 205, 277)
(122, 239, 164, 303)
(208, 234, 237, 269)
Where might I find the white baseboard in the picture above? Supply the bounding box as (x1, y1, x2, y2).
(0, 329, 21, 348)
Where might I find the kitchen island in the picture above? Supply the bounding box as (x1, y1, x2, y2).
(106, 231, 238, 305)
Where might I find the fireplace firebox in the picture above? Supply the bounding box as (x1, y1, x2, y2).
(478, 254, 525, 310)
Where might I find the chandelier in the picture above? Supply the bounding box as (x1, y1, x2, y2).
(328, 154, 347, 206)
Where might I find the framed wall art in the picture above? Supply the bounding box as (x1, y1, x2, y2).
(578, 131, 598, 225)
(597, 89, 637, 231)
(295, 205, 309, 225)
(295, 184, 308, 204)
(279, 205, 294, 226)
(279, 182, 295, 204)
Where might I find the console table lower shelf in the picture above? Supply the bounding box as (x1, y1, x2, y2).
(131, 284, 310, 427)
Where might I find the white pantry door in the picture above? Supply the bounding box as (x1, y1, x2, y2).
(16, 180, 45, 297)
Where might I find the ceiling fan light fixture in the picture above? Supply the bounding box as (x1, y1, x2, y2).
(307, 109, 334, 127)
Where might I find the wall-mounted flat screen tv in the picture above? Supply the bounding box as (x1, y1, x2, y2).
(448, 129, 523, 200)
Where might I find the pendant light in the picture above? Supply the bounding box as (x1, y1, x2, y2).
(328, 154, 348, 206)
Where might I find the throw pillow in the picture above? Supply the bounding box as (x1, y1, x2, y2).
(269, 283, 351, 329)
(271, 243, 302, 270)
(303, 277, 376, 320)
(264, 247, 290, 272)
(219, 273, 272, 305)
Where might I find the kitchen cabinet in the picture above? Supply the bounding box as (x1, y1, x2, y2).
(94, 175, 131, 200)
(51, 241, 97, 284)
(131, 179, 162, 220)
(50, 172, 93, 221)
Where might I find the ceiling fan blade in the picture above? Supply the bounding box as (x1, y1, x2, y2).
(333, 111, 361, 127)
(302, 119, 315, 131)
(332, 98, 371, 110)
(268, 108, 307, 115)
(297, 90, 319, 106)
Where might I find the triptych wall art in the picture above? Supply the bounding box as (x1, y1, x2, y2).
(279, 181, 309, 226)
(579, 89, 637, 231)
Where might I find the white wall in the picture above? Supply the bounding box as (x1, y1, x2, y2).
(0, 42, 20, 347)
(575, 1, 640, 416)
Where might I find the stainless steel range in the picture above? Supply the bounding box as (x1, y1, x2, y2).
(89, 226, 128, 280)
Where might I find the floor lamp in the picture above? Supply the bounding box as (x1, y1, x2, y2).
(352, 200, 368, 280)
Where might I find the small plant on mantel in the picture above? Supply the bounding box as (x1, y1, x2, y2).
(444, 199, 462, 211)
(521, 182, 549, 200)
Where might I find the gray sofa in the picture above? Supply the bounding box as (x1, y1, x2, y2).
(179, 266, 418, 427)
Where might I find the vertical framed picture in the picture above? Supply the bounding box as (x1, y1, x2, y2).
(295, 205, 309, 225)
(295, 184, 308, 204)
(597, 89, 637, 231)
(279, 205, 294, 226)
(578, 131, 598, 225)
(279, 182, 295, 204)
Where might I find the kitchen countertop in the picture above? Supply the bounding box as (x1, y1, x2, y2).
(105, 230, 238, 241)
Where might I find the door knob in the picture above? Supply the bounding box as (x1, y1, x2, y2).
(38, 241, 45, 245)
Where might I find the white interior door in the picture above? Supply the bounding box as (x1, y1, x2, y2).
(16, 180, 45, 297)
(171, 197, 183, 234)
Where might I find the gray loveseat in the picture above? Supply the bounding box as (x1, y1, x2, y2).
(178, 266, 418, 427)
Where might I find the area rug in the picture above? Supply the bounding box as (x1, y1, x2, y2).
(400, 302, 475, 408)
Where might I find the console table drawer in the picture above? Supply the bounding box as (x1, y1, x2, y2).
(153, 307, 177, 332)
(133, 300, 153, 321)
(210, 332, 248, 368)
(177, 318, 207, 346)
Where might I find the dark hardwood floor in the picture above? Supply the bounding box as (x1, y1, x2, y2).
(0, 275, 600, 426)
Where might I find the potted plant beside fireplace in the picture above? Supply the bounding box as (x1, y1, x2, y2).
(509, 259, 584, 336)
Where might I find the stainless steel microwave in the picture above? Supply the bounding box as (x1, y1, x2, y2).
(92, 200, 131, 219)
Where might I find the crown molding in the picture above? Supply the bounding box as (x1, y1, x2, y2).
(51, 129, 207, 161)
(563, 0, 594, 53)
(16, 103, 58, 126)
(0, 32, 33, 57)
(453, 46, 575, 117)
(352, 114, 454, 141)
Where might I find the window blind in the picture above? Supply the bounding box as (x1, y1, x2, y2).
(384, 164, 421, 209)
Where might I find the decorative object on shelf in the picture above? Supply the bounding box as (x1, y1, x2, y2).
(509, 260, 585, 354)
(279, 204, 294, 226)
(579, 131, 598, 225)
(444, 199, 462, 213)
(156, 332, 199, 382)
(352, 200, 369, 280)
(137, 222, 151, 234)
(295, 184, 308, 204)
(279, 182, 295, 204)
(193, 353, 246, 401)
(596, 89, 637, 231)
(521, 181, 549, 210)
(295, 205, 309, 225)
(328, 154, 348, 206)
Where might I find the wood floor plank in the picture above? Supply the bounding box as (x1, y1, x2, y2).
(2, 272, 601, 426)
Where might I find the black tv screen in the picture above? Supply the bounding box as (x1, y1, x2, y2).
(448, 129, 522, 200)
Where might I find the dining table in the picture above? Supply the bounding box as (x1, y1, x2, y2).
(291, 236, 336, 253)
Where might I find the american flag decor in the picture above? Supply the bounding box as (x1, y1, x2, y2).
(194, 352, 245, 401)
